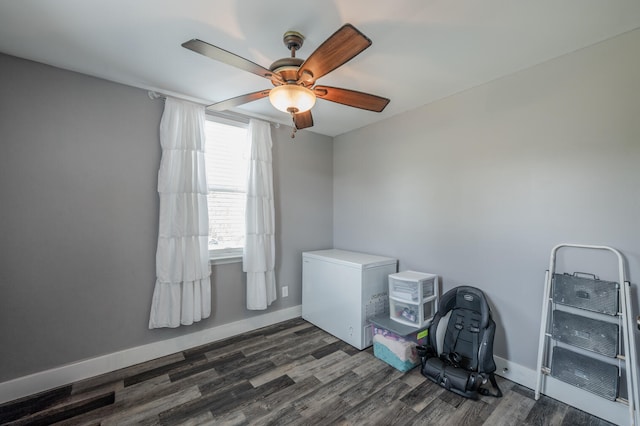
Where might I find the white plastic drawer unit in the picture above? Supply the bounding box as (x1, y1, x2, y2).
(302, 249, 397, 350)
(389, 270, 439, 328)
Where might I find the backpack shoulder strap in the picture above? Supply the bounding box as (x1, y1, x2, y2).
(428, 289, 458, 355)
(441, 311, 465, 364)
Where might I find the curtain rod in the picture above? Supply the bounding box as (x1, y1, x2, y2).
(148, 90, 283, 128)
(147, 90, 208, 106)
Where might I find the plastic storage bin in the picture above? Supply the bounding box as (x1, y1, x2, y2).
(369, 314, 429, 372)
(389, 271, 438, 328)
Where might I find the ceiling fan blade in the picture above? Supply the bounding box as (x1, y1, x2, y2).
(293, 110, 313, 129)
(206, 89, 271, 112)
(297, 24, 371, 84)
(182, 39, 280, 82)
(313, 86, 389, 112)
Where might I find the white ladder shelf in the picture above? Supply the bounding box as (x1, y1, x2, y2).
(535, 243, 639, 426)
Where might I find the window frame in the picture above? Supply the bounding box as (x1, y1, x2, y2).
(204, 114, 250, 263)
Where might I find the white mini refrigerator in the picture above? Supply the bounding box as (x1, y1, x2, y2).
(302, 249, 397, 349)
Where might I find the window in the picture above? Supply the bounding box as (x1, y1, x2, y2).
(204, 116, 249, 259)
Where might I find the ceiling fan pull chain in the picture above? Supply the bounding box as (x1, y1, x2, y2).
(290, 113, 297, 138)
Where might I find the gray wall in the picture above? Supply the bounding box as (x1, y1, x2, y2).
(333, 29, 640, 369)
(0, 53, 333, 382)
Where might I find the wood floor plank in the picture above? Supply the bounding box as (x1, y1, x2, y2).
(249, 354, 316, 387)
(314, 351, 379, 383)
(251, 404, 304, 426)
(101, 386, 200, 426)
(8, 390, 114, 426)
(200, 334, 268, 361)
(352, 352, 395, 377)
(560, 406, 616, 426)
(204, 375, 295, 421)
(158, 381, 254, 425)
(0, 385, 72, 424)
(399, 367, 427, 388)
(524, 394, 570, 426)
(183, 334, 258, 360)
(197, 364, 268, 397)
(169, 350, 244, 382)
(53, 368, 220, 426)
(446, 397, 492, 426)
(310, 339, 361, 359)
(299, 396, 353, 425)
(286, 349, 351, 382)
(200, 410, 243, 426)
(182, 318, 304, 357)
(482, 385, 536, 426)
(400, 376, 446, 412)
(292, 371, 362, 418)
(410, 395, 463, 425)
(181, 317, 308, 360)
(260, 334, 324, 365)
(340, 363, 404, 407)
(267, 328, 340, 365)
(341, 380, 412, 424)
(219, 375, 321, 424)
(375, 399, 424, 425)
(200, 324, 315, 362)
(116, 374, 171, 402)
(205, 325, 323, 369)
(253, 320, 316, 343)
(437, 385, 467, 408)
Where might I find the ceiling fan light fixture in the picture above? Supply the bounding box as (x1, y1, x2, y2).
(269, 84, 316, 113)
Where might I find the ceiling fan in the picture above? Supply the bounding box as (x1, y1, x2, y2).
(182, 24, 390, 134)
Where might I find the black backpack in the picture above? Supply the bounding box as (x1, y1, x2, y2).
(416, 286, 502, 399)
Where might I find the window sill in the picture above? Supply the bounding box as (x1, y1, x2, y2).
(209, 255, 242, 266)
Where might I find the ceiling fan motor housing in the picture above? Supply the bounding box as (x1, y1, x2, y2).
(269, 57, 304, 84)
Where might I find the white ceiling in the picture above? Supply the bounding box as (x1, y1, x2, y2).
(1, 1, 639, 137)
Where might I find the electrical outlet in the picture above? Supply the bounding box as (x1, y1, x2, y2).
(282, 286, 288, 298)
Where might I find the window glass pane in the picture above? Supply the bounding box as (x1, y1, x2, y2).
(207, 192, 245, 250)
(204, 119, 249, 253)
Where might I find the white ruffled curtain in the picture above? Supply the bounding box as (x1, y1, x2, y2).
(149, 97, 211, 328)
(243, 119, 276, 310)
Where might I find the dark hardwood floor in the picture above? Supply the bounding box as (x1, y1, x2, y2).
(0, 318, 614, 425)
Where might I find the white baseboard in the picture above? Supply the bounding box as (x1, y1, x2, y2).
(0, 305, 302, 404)
(493, 355, 538, 390)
